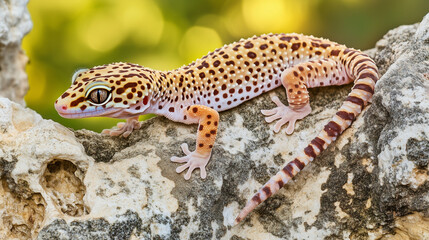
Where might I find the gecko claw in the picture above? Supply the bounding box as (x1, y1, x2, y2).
(171, 143, 210, 180)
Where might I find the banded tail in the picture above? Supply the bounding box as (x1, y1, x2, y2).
(234, 49, 379, 225)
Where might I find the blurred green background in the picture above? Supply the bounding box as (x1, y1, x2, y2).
(23, 0, 429, 132)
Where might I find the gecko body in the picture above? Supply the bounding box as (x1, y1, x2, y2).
(55, 33, 378, 224)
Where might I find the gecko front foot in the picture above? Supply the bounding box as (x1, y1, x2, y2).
(261, 96, 311, 134)
(171, 143, 211, 180)
(101, 116, 142, 137)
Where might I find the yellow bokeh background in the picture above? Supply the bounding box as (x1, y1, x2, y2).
(23, 0, 429, 132)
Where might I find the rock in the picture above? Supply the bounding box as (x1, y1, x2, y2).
(1, 14, 429, 240)
(0, 0, 32, 105)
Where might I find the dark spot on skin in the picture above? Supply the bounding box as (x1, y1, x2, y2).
(262, 186, 271, 196)
(70, 97, 85, 107)
(199, 143, 204, 148)
(80, 105, 87, 111)
(353, 83, 374, 94)
(244, 41, 254, 49)
(291, 43, 301, 51)
(336, 111, 355, 121)
(61, 92, 70, 99)
(192, 107, 198, 113)
(247, 52, 256, 58)
(346, 96, 365, 110)
(331, 49, 340, 56)
(169, 107, 174, 112)
(213, 60, 221, 67)
(292, 158, 305, 170)
(143, 96, 149, 105)
(259, 44, 268, 50)
(124, 82, 137, 89)
(321, 43, 330, 48)
(282, 164, 294, 178)
(324, 121, 342, 137)
(280, 36, 293, 42)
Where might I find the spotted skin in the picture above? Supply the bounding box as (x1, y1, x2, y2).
(54, 33, 378, 225)
(171, 105, 219, 180)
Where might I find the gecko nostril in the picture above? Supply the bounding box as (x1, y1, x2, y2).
(62, 106, 67, 110)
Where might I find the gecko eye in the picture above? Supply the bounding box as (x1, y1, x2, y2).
(86, 86, 112, 105)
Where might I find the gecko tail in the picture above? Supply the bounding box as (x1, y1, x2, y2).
(234, 51, 379, 225)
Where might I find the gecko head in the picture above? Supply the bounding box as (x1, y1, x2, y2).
(55, 62, 154, 119)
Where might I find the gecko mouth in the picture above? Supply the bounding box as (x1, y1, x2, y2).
(55, 104, 122, 119)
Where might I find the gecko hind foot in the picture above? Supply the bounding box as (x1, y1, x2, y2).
(101, 117, 142, 137)
(171, 143, 211, 180)
(261, 96, 311, 134)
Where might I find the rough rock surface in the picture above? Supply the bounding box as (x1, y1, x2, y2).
(0, 0, 32, 105)
(1, 14, 429, 240)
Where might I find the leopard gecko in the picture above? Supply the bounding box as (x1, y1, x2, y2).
(54, 33, 378, 225)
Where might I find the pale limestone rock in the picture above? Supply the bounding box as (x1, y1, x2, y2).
(1, 12, 428, 240)
(0, 0, 32, 105)
(0, 97, 178, 239)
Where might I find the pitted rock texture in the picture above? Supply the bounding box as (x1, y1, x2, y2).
(1, 14, 429, 240)
(0, 0, 32, 105)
